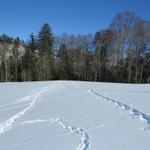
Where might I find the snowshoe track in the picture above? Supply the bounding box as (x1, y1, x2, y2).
(0, 83, 57, 135)
(89, 89, 150, 128)
(21, 118, 89, 150)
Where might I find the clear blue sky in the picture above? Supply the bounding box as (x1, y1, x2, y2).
(0, 0, 150, 40)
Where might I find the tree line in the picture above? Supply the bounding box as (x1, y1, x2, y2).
(0, 11, 150, 83)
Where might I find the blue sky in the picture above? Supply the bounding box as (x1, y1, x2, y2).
(0, 0, 150, 40)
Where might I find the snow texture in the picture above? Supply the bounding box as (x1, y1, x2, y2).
(0, 81, 150, 150)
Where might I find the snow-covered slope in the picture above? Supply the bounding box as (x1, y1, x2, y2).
(0, 81, 150, 150)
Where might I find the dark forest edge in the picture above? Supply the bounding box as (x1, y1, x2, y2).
(0, 11, 150, 83)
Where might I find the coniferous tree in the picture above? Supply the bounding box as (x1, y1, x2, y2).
(37, 23, 54, 80)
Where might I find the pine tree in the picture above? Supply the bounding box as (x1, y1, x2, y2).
(38, 23, 54, 55)
(37, 23, 54, 80)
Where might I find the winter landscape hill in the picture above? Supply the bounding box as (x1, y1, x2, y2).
(0, 81, 150, 150)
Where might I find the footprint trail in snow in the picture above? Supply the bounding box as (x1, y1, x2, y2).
(21, 118, 90, 150)
(89, 89, 150, 130)
(0, 83, 57, 135)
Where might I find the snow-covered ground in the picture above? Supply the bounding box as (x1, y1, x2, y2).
(0, 81, 150, 150)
